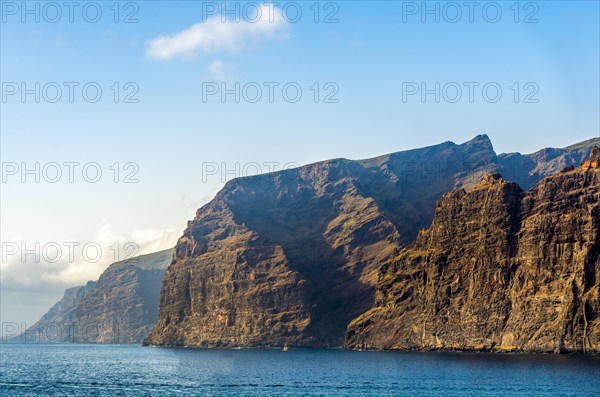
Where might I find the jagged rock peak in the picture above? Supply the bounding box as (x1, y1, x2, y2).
(474, 172, 505, 189)
(581, 146, 600, 170)
(464, 133, 493, 146)
(460, 134, 497, 168)
(461, 134, 495, 154)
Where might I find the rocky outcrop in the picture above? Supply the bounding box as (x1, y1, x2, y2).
(144, 136, 599, 348)
(15, 249, 173, 343)
(497, 138, 599, 190)
(345, 148, 600, 353)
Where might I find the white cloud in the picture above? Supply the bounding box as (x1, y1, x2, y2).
(146, 3, 289, 60)
(0, 224, 181, 328)
(208, 60, 235, 82)
(0, 223, 180, 288)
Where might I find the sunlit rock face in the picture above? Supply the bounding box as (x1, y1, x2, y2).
(144, 137, 599, 348)
(346, 149, 600, 353)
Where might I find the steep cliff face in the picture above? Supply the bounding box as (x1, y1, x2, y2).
(144, 137, 599, 348)
(502, 146, 600, 353)
(345, 148, 600, 353)
(144, 160, 406, 347)
(16, 249, 173, 343)
(14, 281, 97, 342)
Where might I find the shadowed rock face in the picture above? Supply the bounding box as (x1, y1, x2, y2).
(15, 249, 173, 343)
(12, 281, 97, 342)
(345, 148, 600, 353)
(144, 136, 599, 348)
(497, 138, 600, 190)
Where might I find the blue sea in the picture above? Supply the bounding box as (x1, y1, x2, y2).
(0, 344, 598, 396)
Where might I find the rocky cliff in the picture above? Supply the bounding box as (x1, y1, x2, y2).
(14, 281, 97, 342)
(16, 249, 173, 343)
(345, 147, 600, 353)
(497, 138, 599, 190)
(144, 136, 599, 348)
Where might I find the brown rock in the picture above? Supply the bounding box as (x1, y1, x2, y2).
(15, 249, 173, 343)
(345, 152, 600, 353)
(581, 146, 600, 170)
(145, 136, 600, 348)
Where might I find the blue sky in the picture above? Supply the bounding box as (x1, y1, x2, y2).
(1, 1, 599, 331)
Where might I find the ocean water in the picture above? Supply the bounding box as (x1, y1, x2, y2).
(0, 344, 598, 396)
